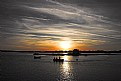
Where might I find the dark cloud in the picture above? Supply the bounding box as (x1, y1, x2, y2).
(0, 0, 121, 50)
(24, 32, 65, 37)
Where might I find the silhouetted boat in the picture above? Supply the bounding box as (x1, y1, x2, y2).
(33, 52, 41, 59)
(33, 52, 40, 55)
(33, 53, 41, 59)
(53, 57, 64, 62)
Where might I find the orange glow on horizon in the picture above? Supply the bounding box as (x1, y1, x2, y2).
(18, 39, 94, 51)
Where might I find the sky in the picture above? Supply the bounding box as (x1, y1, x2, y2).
(0, 0, 121, 51)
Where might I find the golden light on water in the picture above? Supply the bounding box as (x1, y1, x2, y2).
(62, 55, 72, 61)
(62, 62, 70, 75)
(63, 56, 68, 61)
(60, 56, 74, 80)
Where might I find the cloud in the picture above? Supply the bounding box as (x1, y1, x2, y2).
(0, 0, 121, 50)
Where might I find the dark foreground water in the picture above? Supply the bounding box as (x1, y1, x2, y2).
(1, 52, 121, 81)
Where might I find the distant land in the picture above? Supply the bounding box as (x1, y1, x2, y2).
(0, 50, 121, 53)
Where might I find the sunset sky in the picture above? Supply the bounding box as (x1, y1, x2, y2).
(0, 0, 121, 51)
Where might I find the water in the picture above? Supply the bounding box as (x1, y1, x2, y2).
(1, 52, 121, 81)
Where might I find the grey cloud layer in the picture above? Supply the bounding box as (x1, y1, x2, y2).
(0, 0, 121, 50)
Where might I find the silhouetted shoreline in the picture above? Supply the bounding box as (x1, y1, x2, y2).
(1, 50, 121, 53)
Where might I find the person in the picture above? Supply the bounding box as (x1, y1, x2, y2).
(59, 57, 60, 59)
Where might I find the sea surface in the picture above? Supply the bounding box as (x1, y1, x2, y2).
(1, 52, 121, 81)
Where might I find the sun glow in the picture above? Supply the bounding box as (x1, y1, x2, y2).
(59, 41, 71, 50)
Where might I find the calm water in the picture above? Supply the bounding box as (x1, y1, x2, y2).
(1, 52, 121, 81)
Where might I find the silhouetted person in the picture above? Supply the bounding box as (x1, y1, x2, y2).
(55, 57, 57, 60)
(59, 57, 60, 59)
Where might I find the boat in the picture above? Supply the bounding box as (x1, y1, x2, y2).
(33, 52, 40, 55)
(34, 55, 41, 59)
(33, 53, 41, 59)
(53, 57, 64, 62)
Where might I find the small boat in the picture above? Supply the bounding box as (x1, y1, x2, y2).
(33, 52, 40, 55)
(53, 57, 64, 62)
(34, 55, 41, 59)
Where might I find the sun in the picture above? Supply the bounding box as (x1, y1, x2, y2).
(59, 41, 71, 50)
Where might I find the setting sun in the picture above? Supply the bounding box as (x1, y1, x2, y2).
(59, 41, 71, 50)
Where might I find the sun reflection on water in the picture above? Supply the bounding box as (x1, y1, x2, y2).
(59, 56, 74, 81)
